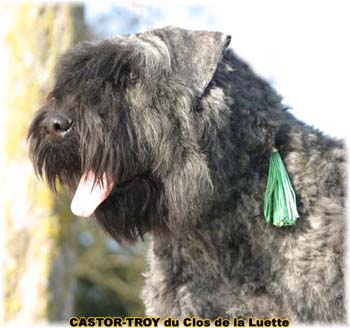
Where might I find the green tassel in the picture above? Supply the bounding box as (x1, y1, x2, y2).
(264, 149, 299, 227)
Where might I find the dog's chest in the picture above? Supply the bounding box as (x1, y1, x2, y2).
(142, 231, 274, 318)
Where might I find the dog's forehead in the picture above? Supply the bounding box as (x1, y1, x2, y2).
(108, 32, 166, 50)
(104, 32, 172, 74)
(52, 27, 230, 101)
(108, 32, 170, 59)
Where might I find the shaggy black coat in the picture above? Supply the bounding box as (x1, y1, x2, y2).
(28, 27, 346, 323)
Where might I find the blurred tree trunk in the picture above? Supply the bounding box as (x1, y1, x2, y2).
(0, 4, 85, 325)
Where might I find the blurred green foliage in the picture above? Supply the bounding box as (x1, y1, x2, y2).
(73, 220, 146, 316)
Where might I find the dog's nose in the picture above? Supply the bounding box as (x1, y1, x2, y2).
(45, 113, 72, 137)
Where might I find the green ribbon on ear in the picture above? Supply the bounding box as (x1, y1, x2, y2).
(264, 149, 299, 226)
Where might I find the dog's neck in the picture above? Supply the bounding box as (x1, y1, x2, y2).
(194, 49, 291, 217)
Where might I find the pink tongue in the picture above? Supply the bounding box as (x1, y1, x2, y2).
(71, 171, 114, 218)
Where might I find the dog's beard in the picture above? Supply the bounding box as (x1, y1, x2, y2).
(95, 174, 167, 242)
(69, 167, 166, 242)
(28, 123, 167, 242)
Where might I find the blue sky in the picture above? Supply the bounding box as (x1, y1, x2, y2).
(85, 0, 350, 139)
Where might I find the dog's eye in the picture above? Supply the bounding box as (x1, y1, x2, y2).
(129, 71, 139, 83)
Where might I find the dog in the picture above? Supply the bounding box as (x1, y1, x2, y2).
(28, 26, 346, 322)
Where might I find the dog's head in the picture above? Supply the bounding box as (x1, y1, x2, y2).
(28, 26, 231, 242)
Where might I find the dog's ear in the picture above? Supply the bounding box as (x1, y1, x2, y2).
(146, 26, 231, 95)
